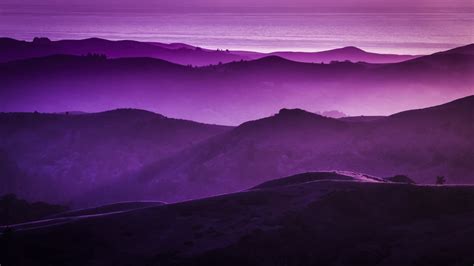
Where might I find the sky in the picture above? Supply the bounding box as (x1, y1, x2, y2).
(0, 0, 472, 54)
(1, 0, 472, 11)
(0, 0, 472, 123)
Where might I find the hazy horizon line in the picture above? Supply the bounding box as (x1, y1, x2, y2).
(8, 35, 469, 56)
(1, 4, 473, 14)
(2, 95, 471, 127)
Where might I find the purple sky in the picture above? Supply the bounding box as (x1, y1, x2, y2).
(1, 0, 472, 55)
(1, 0, 472, 10)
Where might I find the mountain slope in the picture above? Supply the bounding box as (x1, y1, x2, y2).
(3, 175, 474, 266)
(252, 171, 387, 189)
(106, 96, 473, 203)
(0, 194, 68, 226)
(269, 46, 418, 63)
(0, 110, 231, 205)
(47, 201, 165, 219)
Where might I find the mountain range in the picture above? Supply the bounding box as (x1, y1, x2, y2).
(0, 43, 472, 125)
(89, 95, 472, 205)
(1, 96, 472, 206)
(0, 35, 473, 266)
(0, 37, 418, 66)
(0, 38, 472, 206)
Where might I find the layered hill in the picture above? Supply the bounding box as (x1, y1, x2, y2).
(98, 96, 473, 203)
(0, 37, 417, 66)
(252, 171, 387, 189)
(2, 174, 474, 266)
(269, 46, 417, 64)
(0, 37, 244, 66)
(0, 110, 231, 204)
(0, 44, 472, 125)
(1, 96, 471, 206)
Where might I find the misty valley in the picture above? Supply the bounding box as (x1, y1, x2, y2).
(0, 35, 473, 266)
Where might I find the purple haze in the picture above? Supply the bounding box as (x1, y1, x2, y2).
(0, 41, 472, 125)
(0, 3, 472, 55)
(1, 2, 474, 264)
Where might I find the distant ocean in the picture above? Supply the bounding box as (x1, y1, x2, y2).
(0, 8, 472, 54)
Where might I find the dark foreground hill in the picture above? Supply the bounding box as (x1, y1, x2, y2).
(0, 194, 68, 226)
(47, 201, 165, 219)
(269, 45, 418, 64)
(1, 173, 473, 266)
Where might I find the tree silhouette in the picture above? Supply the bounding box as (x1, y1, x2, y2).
(436, 176, 446, 185)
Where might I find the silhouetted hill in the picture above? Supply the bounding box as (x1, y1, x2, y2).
(380, 44, 474, 76)
(236, 108, 345, 132)
(3, 176, 474, 266)
(270, 45, 418, 64)
(0, 44, 471, 125)
(0, 37, 419, 66)
(0, 194, 68, 226)
(0, 37, 245, 66)
(0, 110, 231, 205)
(436, 43, 474, 56)
(388, 94, 474, 120)
(107, 96, 473, 203)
